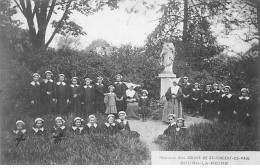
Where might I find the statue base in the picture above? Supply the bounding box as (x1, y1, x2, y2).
(158, 73, 177, 98)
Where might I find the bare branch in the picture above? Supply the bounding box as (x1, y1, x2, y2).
(46, 0, 57, 24)
(14, 0, 25, 16)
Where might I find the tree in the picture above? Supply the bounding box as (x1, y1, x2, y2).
(12, 0, 120, 50)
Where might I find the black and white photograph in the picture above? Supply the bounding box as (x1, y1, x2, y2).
(0, 0, 259, 165)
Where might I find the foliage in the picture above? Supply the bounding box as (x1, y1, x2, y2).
(155, 121, 260, 151)
(0, 114, 149, 165)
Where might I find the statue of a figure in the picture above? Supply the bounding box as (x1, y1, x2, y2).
(160, 42, 175, 73)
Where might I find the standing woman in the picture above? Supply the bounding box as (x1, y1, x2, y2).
(164, 79, 183, 120)
(29, 73, 42, 116)
(94, 76, 106, 114)
(125, 84, 140, 120)
(113, 74, 127, 111)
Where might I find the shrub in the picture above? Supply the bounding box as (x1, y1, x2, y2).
(155, 121, 260, 151)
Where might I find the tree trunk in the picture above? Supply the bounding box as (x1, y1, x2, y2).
(256, 0, 260, 142)
(183, 0, 188, 43)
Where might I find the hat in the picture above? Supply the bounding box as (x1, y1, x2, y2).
(206, 84, 211, 87)
(85, 78, 92, 82)
(55, 117, 65, 123)
(107, 114, 115, 118)
(59, 74, 65, 77)
(108, 85, 115, 89)
(224, 85, 231, 90)
(74, 117, 83, 122)
(171, 78, 178, 83)
(97, 76, 103, 80)
(118, 111, 126, 116)
(176, 118, 185, 121)
(213, 83, 218, 86)
(219, 84, 224, 87)
(35, 118, 44, 123)
(16, 120, 25, 125)
(45, 71, 53, 76)
(241, 88, 249, 93)
(194, 82, 199, 85)
(71, 77, 78, 81)
(33, 73, 40, 77)
(115, 74, 123, 78)
(183, 76, 188, 79)
(168, 114, 176, 118)
(88, 115, 96, 119)
(142, 90, 148, 95)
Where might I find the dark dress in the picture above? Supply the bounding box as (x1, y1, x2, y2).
(236, 96, 252, 124)
(116, 119, 131, 132)
(85, 123, 101, 135)
(102, 122, 118, 136)
(210, 89, 221, 117)
(202, 91, 212, 118)
(163, 123, 176, 136)
(190, 88, 202, 114)
(219, 93, 236, 122)
(82, 85, 95, 116)
(113, 82, 127, 111)
(41, 79, 55, 114)
(13, 129, 27, 145)
(31, 127, 47, 136)
(51, 126, 67, 143)
(29, 81, 42, 115)
(69, 84, 82, 115)
(70, 126, 85, 135)
(174, 127, 187, 136)
(180, 82, 192, 111)
(94, 83, 106, 113)
(139, 96, 150, 117)
(54, 82, 69, 115)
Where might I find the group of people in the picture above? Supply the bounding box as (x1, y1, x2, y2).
(28, 71, 149, 121)
(162, 76, 254, 125)
(13, 111, 141, 145)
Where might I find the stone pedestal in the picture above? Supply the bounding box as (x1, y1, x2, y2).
(158, 73, 176, 98)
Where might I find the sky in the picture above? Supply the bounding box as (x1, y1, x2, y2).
(12, 0, 256, 55)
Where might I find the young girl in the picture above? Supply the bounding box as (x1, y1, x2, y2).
(31, 118, 47, 136)
(42, 70, 55, 114)
(51, 117, 67, 143)
(202, 84, 212, 119)
(70, 117, 85, 135)
(55, 74, 69, 116)
(13, 120, 26, 145)
(104, 85, 117, 116)
(139, 90, 150, 122)
(113, 74, 127, 111)
(163, 114, 176, 137)
(29, 73, 42, 115)
(69, 77, 82, 115)
(82, 78, 95, 116)
(210, 83, 221, 118)
(94, 76, 106, 114)
(85, 115, 100, 135)
(218, 86, 236, 122)
(175, 118, 187, 136)
(102, 114, 118, 136)
(236, 88, 252, 125)
(116, 111, 131, 132)
(190, 82, 202, 117)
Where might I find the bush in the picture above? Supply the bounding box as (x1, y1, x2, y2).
(155, 121, 260, 151)
(0, 114, 149, 165)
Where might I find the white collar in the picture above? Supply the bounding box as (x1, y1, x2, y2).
(83, 85, 92, 88)
(239, 96, 250, 100)
(32, 127, 44, 132)
(115, 82, 122, 84)
(54, 125, 65, 130)
(212, 90, 220, 93)
(57, 81, 66, 86)
(222, 93, 232, 98)
(86, 123, 97, 128)
(72, 126, 84, 131)
(13, 129, 26, 134)
(183, 82, 190, 85)
(43, 79, 53, 83)
(117, 119, 127, 125)
(126, 89, 135, 97)
(105, 122, 115, 127)
(192, 88, 200, 91)
(96, 83, 103, 86)
(170, 122, 176, 126)
(30, 81, 40, 86)
(141, 96, 148, 99)
(70, 84, 79, 87)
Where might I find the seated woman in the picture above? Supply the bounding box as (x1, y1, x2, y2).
(102, 114, 118, 136)
(125, 84, 140, 120)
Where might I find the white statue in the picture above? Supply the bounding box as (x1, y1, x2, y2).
(160, 42, 175, 73)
